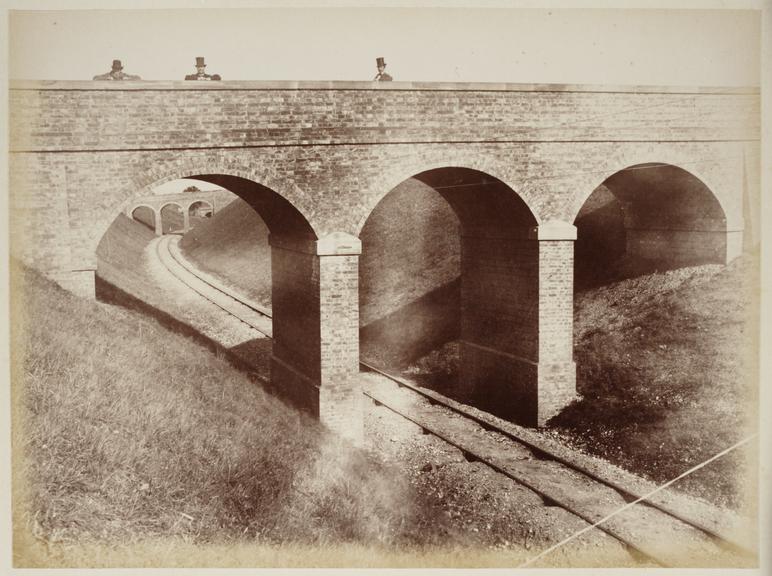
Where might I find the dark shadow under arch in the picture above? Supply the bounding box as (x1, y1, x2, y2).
(131, 205, 156, 232)
(574, 163, 728, 290)
(189, 174, 316, 241)
(359, 166, 541, 424)
(160, 203, 184, 234)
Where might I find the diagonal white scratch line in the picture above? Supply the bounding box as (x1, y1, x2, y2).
(517, 433, 757, 568)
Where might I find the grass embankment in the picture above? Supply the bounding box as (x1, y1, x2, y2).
(554, 254, 759, 511)
(130, 207, 156, 232)
(96, 214, 157, 297)
(179, 198, 272, 306)
(10, 263, 437, 567)
(402, 257, 759, 511)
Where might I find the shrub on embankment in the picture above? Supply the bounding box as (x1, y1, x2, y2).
(10, 262, 422, 565)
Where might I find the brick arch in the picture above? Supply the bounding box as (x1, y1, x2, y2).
(355, 156, 539, 236)
(129, 156, 304, 210)
(570, 159, 736, 271)
(159, 201, 185, 213)
(186, 199, 214, 215)
(92, 156, 318, 258)
(129, 203, 158, 218)
(565, 158, 731, 227)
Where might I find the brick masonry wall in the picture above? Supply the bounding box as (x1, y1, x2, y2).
(10, 83, 758, 153)
(537, 241, 574, 364)
(8, 82, 758, 279)
(536, 240, 577, 425)
(461, 235, 539, 360)
(270, 244, 321, 382)
(269, 236, 363, 441)
(319, 253, 363, 442)
(8, 139, 755, 279)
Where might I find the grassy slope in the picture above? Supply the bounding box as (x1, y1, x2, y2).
(96, 214, 157, 296)
(11, 263, 428, 564)
(179, 198, 272, 306)
(552, 254, 759, 510)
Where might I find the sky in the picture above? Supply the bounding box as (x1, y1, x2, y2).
(8, 7, 761, 86)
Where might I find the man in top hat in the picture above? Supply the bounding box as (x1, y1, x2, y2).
(93, 59, 141, 81)
(185, 57, 222, 81)
(373, 57, 393, 81)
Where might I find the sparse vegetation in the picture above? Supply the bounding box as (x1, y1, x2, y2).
(401, 256, 759, 512)
(552, 252, 759, 512)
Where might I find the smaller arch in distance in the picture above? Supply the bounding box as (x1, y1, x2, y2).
(160, 202, 186, 235)
(159, 201, 185, 213)
(130, 205, 157, 232)
(187, 199, 214, 216)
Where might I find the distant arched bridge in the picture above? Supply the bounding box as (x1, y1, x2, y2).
(125, 189, 234, 235)
(9, 79, 760, 442)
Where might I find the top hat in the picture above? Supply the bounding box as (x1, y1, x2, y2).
(111, 59, 123, 71)
(195, 57, 207, 67)
(376, 57, 386, 67)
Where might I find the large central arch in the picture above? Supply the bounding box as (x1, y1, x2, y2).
(359, 166, 576, 426)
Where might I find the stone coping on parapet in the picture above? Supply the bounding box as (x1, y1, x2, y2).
(8, 79, 760, 95)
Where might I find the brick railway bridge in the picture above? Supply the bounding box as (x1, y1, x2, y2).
(125, 189, 234, 235)
(10, 80, 760, 442)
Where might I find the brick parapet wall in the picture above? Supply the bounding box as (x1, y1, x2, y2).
(10, 81, 758, 152)
(9, 83, 757, 259)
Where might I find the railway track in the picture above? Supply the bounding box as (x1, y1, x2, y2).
(154, 233, 756, 568)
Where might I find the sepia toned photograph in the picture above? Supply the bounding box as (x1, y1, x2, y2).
(2, 1, 767, 571)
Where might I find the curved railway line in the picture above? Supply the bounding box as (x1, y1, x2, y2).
(153, 233, 756, 568)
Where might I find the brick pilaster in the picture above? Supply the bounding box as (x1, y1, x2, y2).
(459, 221, 576, 427)
(154, 210, 163, 236)
(270, 232, 363, 443)
(533, 221, 577, 425)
